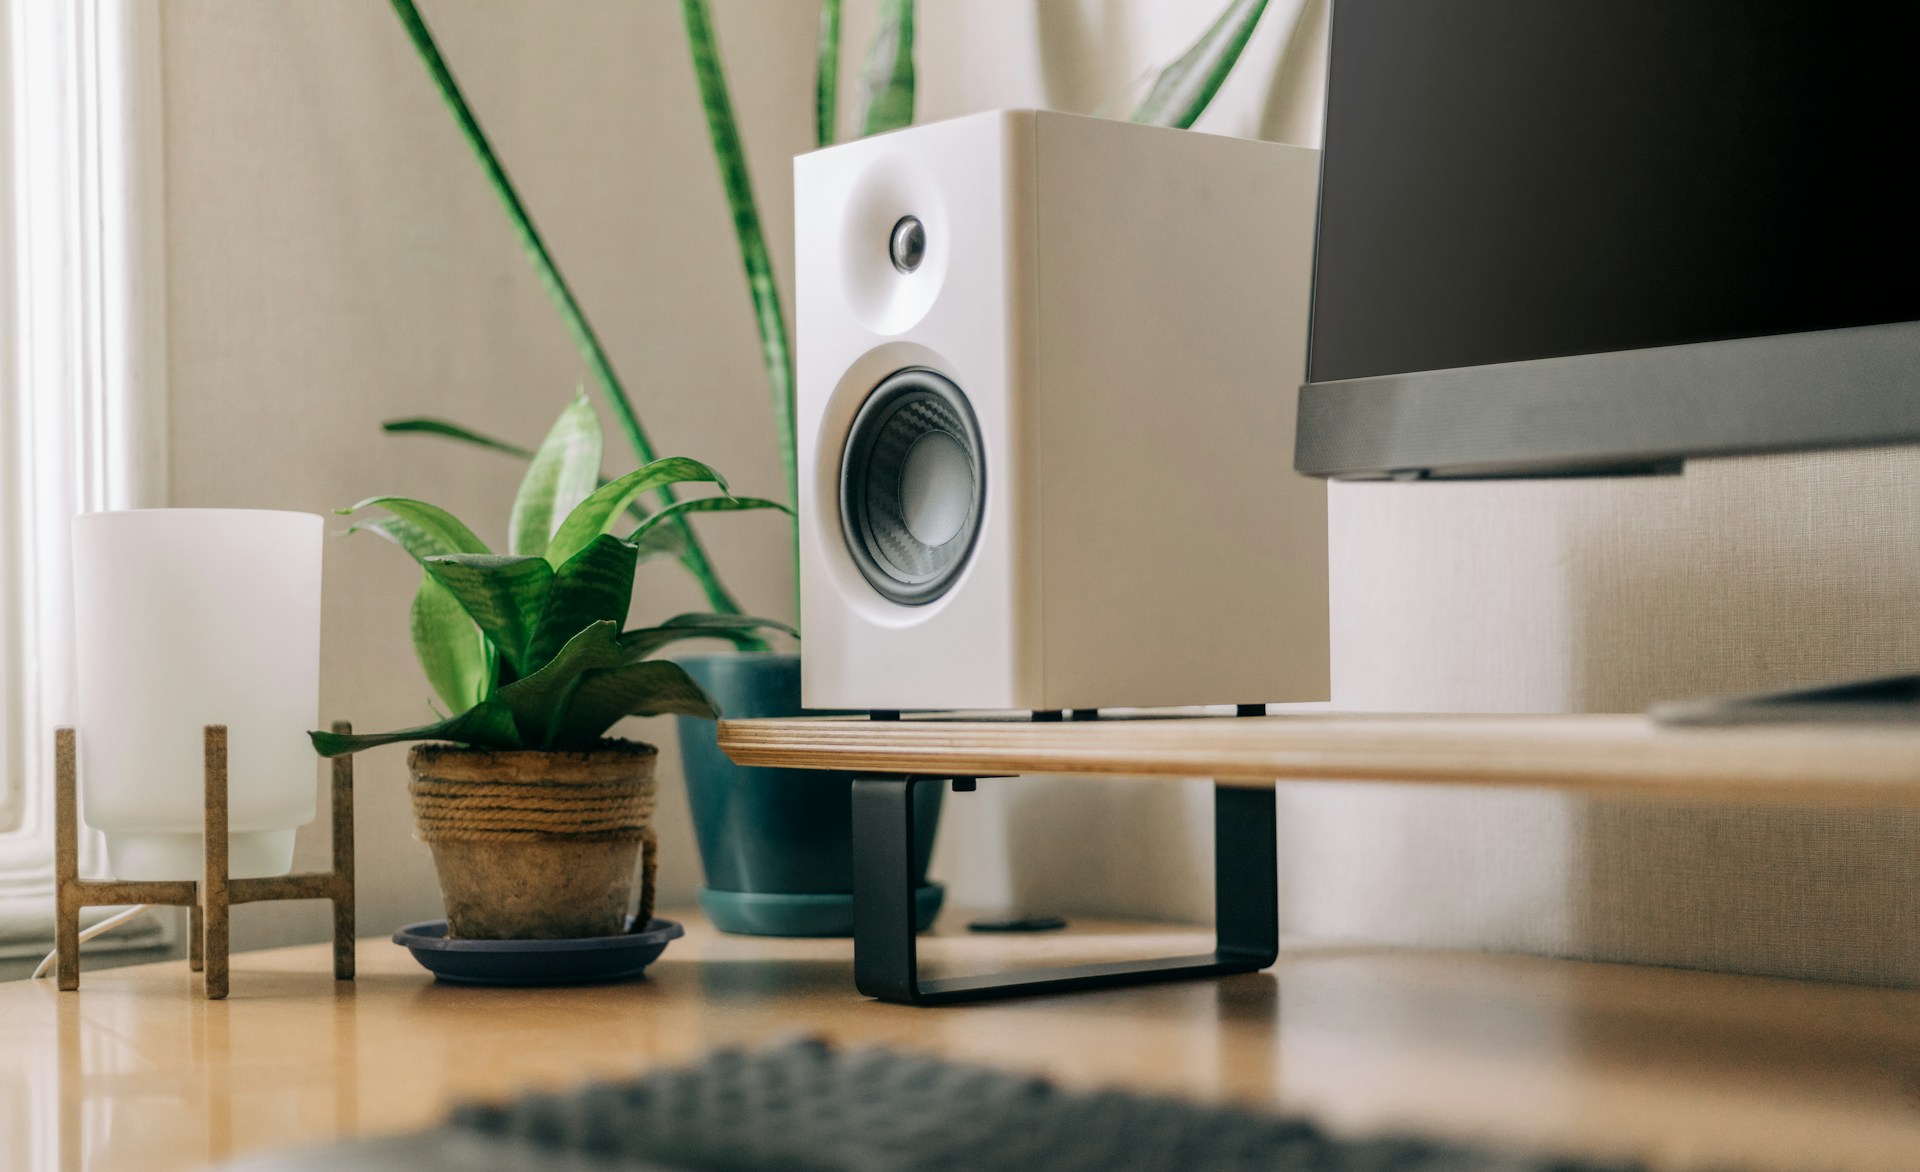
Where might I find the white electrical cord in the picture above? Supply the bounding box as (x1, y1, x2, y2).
(30, 904, 151, 979)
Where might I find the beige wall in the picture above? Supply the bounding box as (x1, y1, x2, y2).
(161, 0, 812, 949)
(162, 0, 1920, 985)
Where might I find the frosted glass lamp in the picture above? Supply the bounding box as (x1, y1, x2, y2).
(72, 509, 323, 881)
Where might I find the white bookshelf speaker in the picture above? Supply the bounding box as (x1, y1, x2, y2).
(795, 110, 1327, 712)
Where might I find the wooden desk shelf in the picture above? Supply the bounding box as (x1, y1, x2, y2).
(718, 712, 1920, 1006)
(720, 711, 1920, 803)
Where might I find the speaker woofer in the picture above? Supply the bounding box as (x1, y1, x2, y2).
(839, 368, 985, 606)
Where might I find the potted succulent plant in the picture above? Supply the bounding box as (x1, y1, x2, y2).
(374, 0, 1277, 935)
(310, 396, 789, 939)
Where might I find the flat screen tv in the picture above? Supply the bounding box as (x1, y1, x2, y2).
(1294, 0, 1920, 480)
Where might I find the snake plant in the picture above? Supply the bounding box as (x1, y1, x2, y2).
(310, 396, 792, 757)
(379, 0, 1277, 634)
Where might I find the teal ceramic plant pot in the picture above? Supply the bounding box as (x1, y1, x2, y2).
(674, 653, 943, 936)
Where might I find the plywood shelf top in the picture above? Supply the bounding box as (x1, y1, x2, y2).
(718, 712, 1920, 804)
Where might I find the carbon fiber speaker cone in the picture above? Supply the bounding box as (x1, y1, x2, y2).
(839, 369, 985, 605)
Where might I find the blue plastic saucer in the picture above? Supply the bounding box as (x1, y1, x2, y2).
(699, 882, 944, 937)
(393, 916, 683, 986)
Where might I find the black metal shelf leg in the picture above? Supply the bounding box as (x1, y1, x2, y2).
(852, 776, 925, 1002)
(851, 776, 1278, 1006)
(1214, 783, 1280, 967)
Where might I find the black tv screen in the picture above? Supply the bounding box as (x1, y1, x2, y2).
(1308, 0, 1920, 386)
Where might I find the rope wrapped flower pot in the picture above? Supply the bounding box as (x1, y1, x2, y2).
(310, 397, 795, 946)
(408, 741, 659, 940)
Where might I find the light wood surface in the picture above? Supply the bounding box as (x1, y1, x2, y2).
(7, 912, 1920, 1171)
(718, 712, 1920, 802)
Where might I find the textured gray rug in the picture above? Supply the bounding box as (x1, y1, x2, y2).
(232, 1039, 1650, 1172)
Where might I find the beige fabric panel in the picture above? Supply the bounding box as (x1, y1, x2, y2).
(1299, 448, 1920, 985)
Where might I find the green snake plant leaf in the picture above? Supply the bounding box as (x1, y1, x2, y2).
(492, 620, 625, 748)
(338, 498, 489, 559)
(381, 417, 535, 460)
(387, 0, 745, 616)
(509, 394, 603, 558)
(528, 534, 639, 669)
(545, 456, 727, 570)
(410, 574, 494, 714)
(1129, 0, 1269, 129)
(557, 660, 719, 748)
(423, 553, 555, 678)
(619, 613, 798, 662)
(857, 0, 916, 137)
(309, 697, 521, 758)
(628, 496, 791, 548)
(340, 507, 494, 714)
(680, 0, 799, 524)
(816, 0, 842, 147)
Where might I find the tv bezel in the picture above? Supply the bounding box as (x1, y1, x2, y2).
(1294, 318, 1920, 480)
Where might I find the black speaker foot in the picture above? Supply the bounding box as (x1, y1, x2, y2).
(1032, 710, 1063, 722)
(1235, 704, 1267, 717)
(871, 710, 901, 721)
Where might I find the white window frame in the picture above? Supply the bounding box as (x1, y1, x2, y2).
(0, 0, 168, 951)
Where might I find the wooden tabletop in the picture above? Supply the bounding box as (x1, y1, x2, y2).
(7, 911, 1920, 1172)
(718, 712, 1920, 803)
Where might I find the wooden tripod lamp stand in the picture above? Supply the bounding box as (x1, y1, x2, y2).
(54, 722, 357, 999)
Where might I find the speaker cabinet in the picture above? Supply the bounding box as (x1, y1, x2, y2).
(796, 110, 1327, 711)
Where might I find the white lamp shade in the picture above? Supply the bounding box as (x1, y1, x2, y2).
(72, 509, 323, 880)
